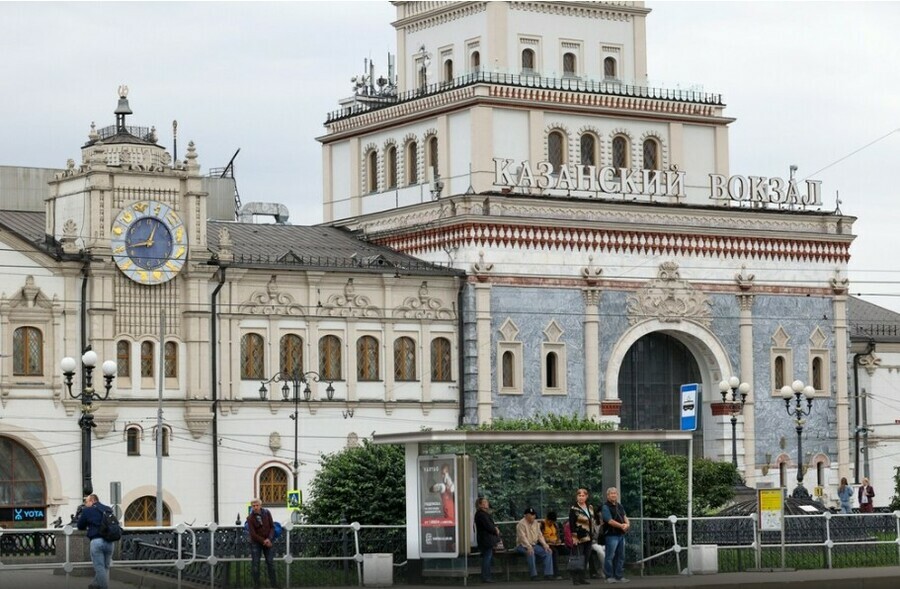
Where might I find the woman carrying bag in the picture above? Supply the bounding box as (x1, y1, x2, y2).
(568, 488, 594, 586)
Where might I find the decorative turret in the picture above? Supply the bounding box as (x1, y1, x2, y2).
(114, 85, 133, 132)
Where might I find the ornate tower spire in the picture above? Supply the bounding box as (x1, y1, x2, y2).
(114, 85, 132, 132)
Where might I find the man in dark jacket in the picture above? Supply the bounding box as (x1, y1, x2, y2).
(76, 493, 114, 589)
(247, 498, 278, 589)
(474, 497, 501, 583)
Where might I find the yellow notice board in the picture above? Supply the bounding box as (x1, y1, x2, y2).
(758, 488, 784, 532)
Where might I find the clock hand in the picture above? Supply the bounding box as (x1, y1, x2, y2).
(146, 223, 157, 247)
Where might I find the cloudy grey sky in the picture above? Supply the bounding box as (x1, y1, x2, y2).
(2, 2, 898, 310)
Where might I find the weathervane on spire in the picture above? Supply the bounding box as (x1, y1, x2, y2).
(118, 85, 129, 99)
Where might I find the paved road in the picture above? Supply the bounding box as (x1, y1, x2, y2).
(4, 566, 900, 589)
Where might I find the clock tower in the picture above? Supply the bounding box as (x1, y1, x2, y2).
(46, 86, 211, 399)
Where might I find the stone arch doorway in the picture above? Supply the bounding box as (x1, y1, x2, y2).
(0, 436, 46, 528)
(605, 320, 733, 460)
(124, 495, 171, 526)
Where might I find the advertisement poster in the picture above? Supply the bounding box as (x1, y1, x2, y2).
(418, 455, 458, 557)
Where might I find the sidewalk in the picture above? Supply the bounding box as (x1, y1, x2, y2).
(0, 567, 142, 589)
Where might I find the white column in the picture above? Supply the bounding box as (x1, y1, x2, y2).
(475, 283, 493, 423)
(583, 288, 601, 420)
(833, 293, 851, 481)
(738, 294, 756, 486)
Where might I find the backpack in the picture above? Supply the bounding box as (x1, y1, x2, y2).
(99, 508, 122, 542)
(244, 509, 281, 541)
(562, 521, 574, 549)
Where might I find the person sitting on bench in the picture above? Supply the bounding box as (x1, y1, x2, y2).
(515, 507, 556, 581)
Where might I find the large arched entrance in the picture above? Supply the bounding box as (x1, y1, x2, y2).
(0, 436, 46, 528)
(618, 332, 702, 454)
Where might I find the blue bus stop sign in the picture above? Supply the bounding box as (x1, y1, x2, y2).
(680, 383, 700, 431)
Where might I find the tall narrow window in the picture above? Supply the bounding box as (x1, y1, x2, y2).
(385, 145, 397, 189)
(642, 138, 659, 170)
(444, 59, 453, 83)
(406, 141, 419, 185)
(563, 52, 576, 77)
(431, 337, 452, 382)
(357, 336, 380, 381)
(126, 427, 141, 456)
(471, 51, 481, 72)
(241, 334, 264, 380)
(280, 334, 303, 376)
(502, 351, 514, 388)
(157, 426, 170, 457)
(394, 337, 417, 381)
(117, 340, 131, 378)
(779, 461, 787, 488)
(141, 341, 155, 378)
(164, 342, 177, 378)
(546, 352, 558, 388)
(812, 357, 823, 391)
(580, 134, 596, 167)
(612, 136, 629, 169)
(12, 326, 42, 376)
(427, 136, 439, 178)
(816, 461, 825, 486)
(548, 131, 565, 170)
(259, 466, 288, 506)
(319, 335, 342, 380)
(774, 356, 785, 390)
(521, 48, 535, 73)
(604, 57, 617, 80)
(366, 150, 377, 193)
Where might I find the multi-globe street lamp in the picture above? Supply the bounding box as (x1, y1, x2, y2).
(781, 379, 816, 499)
(258, 371, 335, 489)
(61, 348, 117, 496)
(718, 376, 750, 484)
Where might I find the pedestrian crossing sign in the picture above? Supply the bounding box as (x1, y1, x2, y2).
(287, 489, 302, 511)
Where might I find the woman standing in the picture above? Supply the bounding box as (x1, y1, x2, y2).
(837, 477, 853, 514)
(474, 497, 501, 583)
(568, 488, 594, 586)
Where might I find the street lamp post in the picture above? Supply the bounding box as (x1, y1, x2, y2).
(781, 379, 815, 499)
(259, 371, 335, 488)
(718, 376, 750, 484)
(61, 348, 117, 497)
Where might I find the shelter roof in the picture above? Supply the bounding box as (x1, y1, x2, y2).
(372, 429, 694, 445)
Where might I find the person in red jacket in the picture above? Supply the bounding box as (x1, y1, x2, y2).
(247, 498, 278, 589)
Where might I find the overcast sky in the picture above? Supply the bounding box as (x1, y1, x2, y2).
(3, 1, 898, 311)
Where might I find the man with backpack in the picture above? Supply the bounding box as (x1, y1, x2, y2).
(246, 498, 278, 589)
(76, 493, 117, 589)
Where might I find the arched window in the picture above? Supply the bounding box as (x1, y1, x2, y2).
(502, 351, 515, 388)
(548, 130, 566, 170)
(427, 136, 439, 178)
(546, 352, 558, 388)
(774, 355, 785, 390)
(124, 496, 171, 527)
(319, 335, 342, 380)
(406, 141, 419, 185)
(385, 145, 397, 189)
(357, 335, 380, 381)
(13, 326, 42, 376)
(280, 334, 303, 376)
(241, 333, 265, 380)
(164, 342, 177, 378)
(0, 437, 45, 523)
(816, 460, 825, 486)
(259, 466, 289, 506)
(126, 426, 141, 456)
(779, 461, 787, 488)
(444, 59, 453, 83)
(812, 357, 823, 391)
(580, 134, 597, 167)
(366, 150, 378, 193)
(153, 425, 171, 457)
(431, 337, 452, 382)
(117, 340, 131, 378)
(563, 52, 576, 77)
(521, 48, 535, 73)
(394, 337, 417, 381)
(604, 57, 617, 80)
(141, 341, 155, 378)
(642, 138, 660, 171)
(471, 51, 481, 72)
(612, 135, 629, 169)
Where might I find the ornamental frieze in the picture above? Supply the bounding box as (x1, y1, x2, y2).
(626, 261, 711, 327)
(318, 278, 380, 318)
(393, 281, 455, 320)
(238, 276, 304, 316)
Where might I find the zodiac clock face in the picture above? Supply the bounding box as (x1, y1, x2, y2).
(110, 200, 188, 285)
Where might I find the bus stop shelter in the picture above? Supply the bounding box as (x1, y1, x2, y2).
(373, 429, 697, 581)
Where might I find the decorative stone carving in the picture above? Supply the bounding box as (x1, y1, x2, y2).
(771, 326, 790, 347)
(239, 276, 304, 316)
(217, 227, 234, 263)
(60, 220, 80, 254)
(735, 264, 755, 291)
(831, 268, 849, 294)
(858, 352, 881, 376)
(626, 262, 711, 327)
(499, 318, 519, 342)
(318, 278, 380, 317)
(9, 276, 53, 309)
(185, 141, 200, 176)
(268, 431, 282, 455)
(582, 288, 601, 307)
(394, 281, 454, 319)
(581, 255, 603, 286)
(472, 250, 494, 281)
